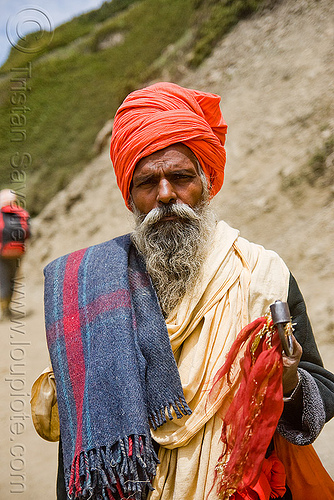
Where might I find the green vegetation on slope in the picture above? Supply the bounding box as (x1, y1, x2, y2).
(190, 0, 267, 67)
(0, 0, 267, 215)
(281, 134, 334, 192)
(0, 0, 138, 74)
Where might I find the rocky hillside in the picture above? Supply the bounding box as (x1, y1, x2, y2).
(25, 0, 334, 343)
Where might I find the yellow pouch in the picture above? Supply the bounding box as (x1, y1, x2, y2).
(30, 367, 60, 442)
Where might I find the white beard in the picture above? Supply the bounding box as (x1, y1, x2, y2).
(131, 202, 216, 317)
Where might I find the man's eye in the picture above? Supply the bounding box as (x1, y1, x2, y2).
(138, 179, 155, 187)
(174, 174, 192, 181)
(174, 173, 188, 178)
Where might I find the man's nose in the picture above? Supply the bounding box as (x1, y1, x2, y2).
(157, 179, 176, 205)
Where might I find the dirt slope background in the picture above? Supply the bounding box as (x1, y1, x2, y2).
(1, 0, 333, 497)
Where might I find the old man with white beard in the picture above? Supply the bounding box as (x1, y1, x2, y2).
(45, 83, 334, 500)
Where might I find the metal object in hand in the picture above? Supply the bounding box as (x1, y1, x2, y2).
(270, 300, 294, 356)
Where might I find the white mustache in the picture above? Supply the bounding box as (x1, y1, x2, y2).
(141, 203, 201, 226)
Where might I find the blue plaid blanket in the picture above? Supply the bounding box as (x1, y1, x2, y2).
(44, 234, 191, 499)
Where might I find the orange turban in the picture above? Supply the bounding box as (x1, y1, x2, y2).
(110, 82, 227, 208)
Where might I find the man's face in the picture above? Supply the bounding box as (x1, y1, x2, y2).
(130, 144, 204, 215)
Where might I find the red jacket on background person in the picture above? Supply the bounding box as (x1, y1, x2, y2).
(0, 203, 30, 258)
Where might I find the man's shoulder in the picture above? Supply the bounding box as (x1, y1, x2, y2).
(43, 233, 132, 277)
(216, 220, 276, 254)
(233, 230, 283, 268)
(220, 224, 291, 314)
(215, 220, 287, 277)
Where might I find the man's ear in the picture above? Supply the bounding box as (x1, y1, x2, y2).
(128, 193, 135, 213)
(209, 176, 214, 194)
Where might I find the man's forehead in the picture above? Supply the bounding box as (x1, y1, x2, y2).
(134, 143, 199, 174)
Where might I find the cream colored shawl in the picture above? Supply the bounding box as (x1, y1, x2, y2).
(148, 221, 290, 500)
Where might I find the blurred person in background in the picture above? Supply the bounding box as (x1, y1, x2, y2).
(0, 189, 30, 320)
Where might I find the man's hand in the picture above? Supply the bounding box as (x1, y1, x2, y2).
(282, 334, 303, 396)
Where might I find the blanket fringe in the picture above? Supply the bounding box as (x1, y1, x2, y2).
(67, 434, 159, 500)
(148, 395, 192, 430)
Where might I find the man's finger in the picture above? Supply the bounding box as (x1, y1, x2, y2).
(282, 333, 302, 361)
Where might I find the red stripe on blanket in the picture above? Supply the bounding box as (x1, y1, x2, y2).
(62, 248, 87, 458)
(82, 289, 132, 322)
(48, 290, 132, 349)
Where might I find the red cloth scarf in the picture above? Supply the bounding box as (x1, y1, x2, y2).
(110, 82, 227, 208)
(211, 314, 334, 499)
(210, 316, 285, 499)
